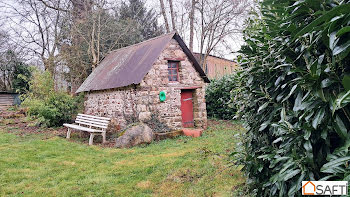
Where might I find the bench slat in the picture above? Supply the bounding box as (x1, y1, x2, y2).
(75, 118, 109, 127)
(75, 120, 108, 129)
(78, 113, 110, 121)
(63, 124, 103, 133)
(76, 116, 110, 124)
(76, 116, 109, 124)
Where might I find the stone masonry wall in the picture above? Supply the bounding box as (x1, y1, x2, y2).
(84, 39, 207, 131)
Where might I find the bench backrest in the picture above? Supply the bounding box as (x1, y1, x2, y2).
(75, 114, 111, 130)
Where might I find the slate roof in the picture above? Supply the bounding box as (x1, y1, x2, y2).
(76, 32, 209, 93)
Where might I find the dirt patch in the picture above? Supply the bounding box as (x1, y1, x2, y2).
(136, 181, 152, 189)
(166, 169, 203, 183)
(207, 119, 241, 128)
(0, 116, 67, 139)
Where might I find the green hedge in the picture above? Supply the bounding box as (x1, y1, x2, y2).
(205, 74, 238, 120)
(236, 0, 350, 196)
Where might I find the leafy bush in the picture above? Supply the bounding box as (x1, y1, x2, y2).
(12, 63, 31, 94)
(0, 49, 31, 94)
(22, 70, 83, 127)
(205, 74, 238, 119)
(236, 0, 350, 196)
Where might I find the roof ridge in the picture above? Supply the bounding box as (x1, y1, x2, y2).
(110, 31, 177, 53)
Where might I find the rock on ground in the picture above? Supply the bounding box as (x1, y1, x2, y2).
(115, 123, 154, 148)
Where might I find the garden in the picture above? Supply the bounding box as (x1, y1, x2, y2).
(0, 0, 350, 196)
(0, 111, 246, 196)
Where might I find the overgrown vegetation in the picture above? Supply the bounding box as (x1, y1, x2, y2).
(205, 74, 238, 120)
(21, 70, 83, 127)
(236, 0, 350, 196)
(0, 49, 31, 93)
(58, 0, 164, 92)
(12, 62, 31, 94)
(144, 113, 171, 133)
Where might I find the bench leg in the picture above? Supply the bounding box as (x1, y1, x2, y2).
(66, 128, 71, 139)
(89, 133, 95, 145)
(102, 132, 106, 144)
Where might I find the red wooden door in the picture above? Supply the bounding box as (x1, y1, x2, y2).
(181, 90, 194, 128)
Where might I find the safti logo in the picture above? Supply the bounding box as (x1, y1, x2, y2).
(302, 181, 348, 195)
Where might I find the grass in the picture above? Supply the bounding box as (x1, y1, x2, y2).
(0, 120, 246, 197)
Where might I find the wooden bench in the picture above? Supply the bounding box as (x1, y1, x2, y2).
(63, 114, 111, 145)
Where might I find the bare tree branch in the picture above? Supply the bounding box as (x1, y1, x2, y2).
(37, 0, 68, 12)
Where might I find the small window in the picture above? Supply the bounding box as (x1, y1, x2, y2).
(168, 61, 179, 82)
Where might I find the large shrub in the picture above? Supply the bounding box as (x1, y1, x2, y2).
(0, 50, 31, 94)
(12, 62, 31, 94)
(22, 70, 82, 127)
(206, 74, 238, 119)
(236, 0, 350, 196)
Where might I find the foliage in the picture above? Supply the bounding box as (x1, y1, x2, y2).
(118, 0, 163, 44)
(236, 0, 350, 196)
(0, 120, 245, 196)
(12, 62, 31, 94)
(21, 70, 81, 127)
(206, 74, 238, 119)
(0, 50, 31, 93)
(60, 0, 163, 92)
(144, 113, 171, 133)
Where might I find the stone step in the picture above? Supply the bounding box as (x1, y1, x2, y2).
(182, 128, 203, 137)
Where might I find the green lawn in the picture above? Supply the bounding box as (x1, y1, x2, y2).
(0, 120, 245, 196)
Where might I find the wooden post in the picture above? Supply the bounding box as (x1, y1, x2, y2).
(66, 128, 71, 139)
(89, 133, 95, 145)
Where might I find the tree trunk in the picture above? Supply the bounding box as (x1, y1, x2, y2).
(168, 0, 176, 31)
(189, 0, 196, 52)
(90, 17, 97, 70)
(199, 0, 205, 68)
(159, 0, 170, 33)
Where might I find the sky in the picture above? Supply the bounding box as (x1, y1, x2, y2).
(0, 0, 249, 63)
(143, 0, 247, 60)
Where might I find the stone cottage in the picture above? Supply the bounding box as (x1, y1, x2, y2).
(76, 32, 210, 131)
